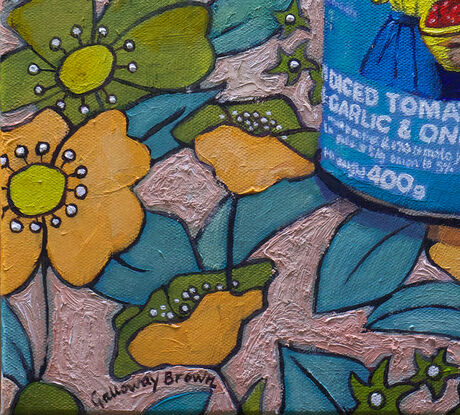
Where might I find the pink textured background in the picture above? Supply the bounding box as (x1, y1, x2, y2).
(2, 0, 460, 414)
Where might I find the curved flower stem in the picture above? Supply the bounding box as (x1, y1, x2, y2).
(37, 250, 51, 379)
(226, 194, 239, 289)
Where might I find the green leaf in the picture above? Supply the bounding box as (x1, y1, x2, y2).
(97, 0, 182, 44)
(241, 379, 266, 415)
(309, 68, 323, 106)
(410, 348, 460, 400)
(13, 382, 83, 415)
(266, 43, 319, 87)
(350, 358, 415, 414)
(7, 0, 94, 66)
(275, 0, 309, 38)
(0, 47, 57, 112)
(112, 5, 215, 91)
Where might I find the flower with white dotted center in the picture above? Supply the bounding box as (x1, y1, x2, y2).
(0, 109, 150, 296)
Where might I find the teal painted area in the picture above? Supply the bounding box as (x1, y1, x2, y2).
(369, 307, 460, 340)
(93, 212, 199, 304)
(281, 346, 368, 414)
(1, 298, 33, 386)
(210, 0, 292, 55)
(144, 391, 210, 415)
(197, 177, 335, 270)
(316, 209, 425, 313)
(197, 197, 232, 270)
(367, 282, 460, 339)
(126, 90, 221, 158)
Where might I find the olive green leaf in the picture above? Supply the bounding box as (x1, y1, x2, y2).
(350, 358, 415, 414)
(275, 0, 309, 38)
(241, 379, 266, 415)
(266, 42, 319, 87)
(410, 348, 460, 401)
(13, 382, 83, 415)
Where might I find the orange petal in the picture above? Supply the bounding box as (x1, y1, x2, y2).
(46, 187, 144, 286)
(58, 111, 150, 195)
(1, 210, 42, 295)
(129, 290, 262, 367)
(195, 125, 314, 194)
(0, 109, 69, 170)
(105, 187, 145, 254)
(429, 242, 460, 281)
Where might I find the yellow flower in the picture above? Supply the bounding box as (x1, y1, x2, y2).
(128, 290, 262, 367)
(428, 225, 460, 281)
(0, 109, 150, 295)
(195, 125, 315, 195)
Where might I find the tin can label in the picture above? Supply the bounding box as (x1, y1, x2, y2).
(320, 0, 460, 216)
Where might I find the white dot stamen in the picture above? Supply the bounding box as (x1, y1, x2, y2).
(10, 220, 23, 233)
(98, 26, 108, 37)
(49, 37, 61, 50)
(75, 166, 87, 178)
(15, 146, 28, 158)
(66, 204, 78, 217)
(166, 312, 175, 319)
(71, 25, 82, 37)
(427, 365, 440, 378)
(75, 185, 87, 199)
(285, 13, 296, 24)
(1, 154, 9, 167)
(28, 64, 40, 75)
(36, 142, 50, 155)
(107, 94, 117, 104)
(289, 59, 301, 71)
(123, 40, 135, 51)
(63, 149, 76, 162)
(149, 309, 158, 317)
(56, 99, 66, 109)
(128, 62, 137, 73)
(369, 392, 384, 408)
(34, 85, 44, 95)
(51, 217, 61, 228)
(79, 105, 89, 114)
(29, 222, 42, 233)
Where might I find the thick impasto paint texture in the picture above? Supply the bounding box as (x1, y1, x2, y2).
(1, 0, 460, 414)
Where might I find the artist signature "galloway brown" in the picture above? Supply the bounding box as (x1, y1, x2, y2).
(91, 370, 218, 408)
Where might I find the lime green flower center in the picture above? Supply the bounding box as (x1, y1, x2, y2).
(9, 164, 66, 216)
(59, 45, 114, 95)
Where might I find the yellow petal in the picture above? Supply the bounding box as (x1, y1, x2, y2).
(429, 242, 460, 281)
(129, 290, 262, 367)
(58, 110, 150, 195)
(195, 125, 314, 194)
(1, 210, 42, 295)
(0, 109, 69, 170)
(46, 187, 144, 286)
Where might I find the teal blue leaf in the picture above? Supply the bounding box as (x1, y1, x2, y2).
(210, 0, 293, 55)
(93, 212, 200, 305)
(126, 89, 221, 158)
(280, 345, 369, 414)
(1, 298, 34, 387)
(367, 282, 460, 339)
(144, 391, 211, 415)
(197, 176, 336, 270)
(315, 210, 425, 313)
